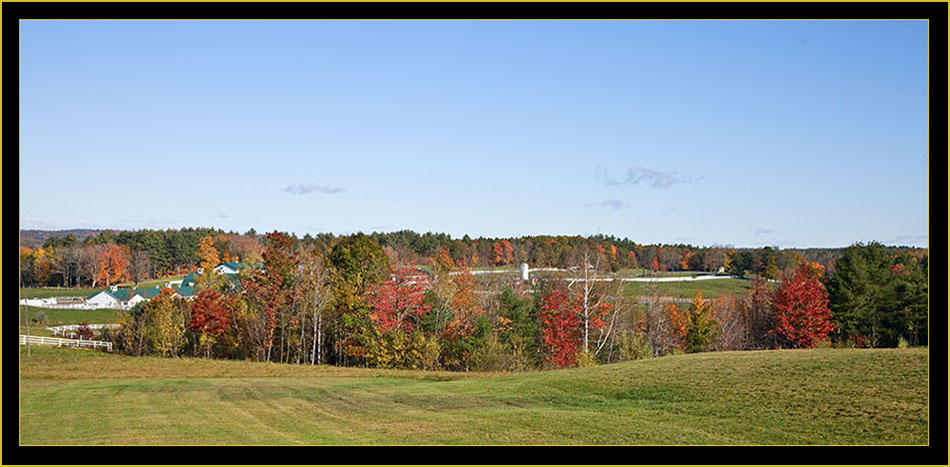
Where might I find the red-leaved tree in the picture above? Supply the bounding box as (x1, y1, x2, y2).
(190, 290, 230, 337)
(369, 267, 431, 334)
(539, 279, 582, 369)
(770, 261, 835, 348)
(190, 289, 232, 357)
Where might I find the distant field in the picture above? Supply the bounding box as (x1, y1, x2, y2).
(19, 347, 927, 445)
(19, 287, 103, 299)
(19, 306, 120, 326)
(118, 275, 185, 288)
(22, 276, 186, 299)
(624, 278, 751, 299)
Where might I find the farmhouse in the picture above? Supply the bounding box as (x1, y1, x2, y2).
(83, 262, 252, 308)
(213, 262, 242, 275)
(85, 285, 164, 309)
(179, 266, 244, 292)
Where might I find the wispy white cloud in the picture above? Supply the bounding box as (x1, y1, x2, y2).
(601, 199, 628, 210)
(282, 183, 345, 195)
(754, 228, 775, 235)
(595, 165, 698, 189)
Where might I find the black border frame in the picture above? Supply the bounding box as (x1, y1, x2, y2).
(5, 2, 946, 465)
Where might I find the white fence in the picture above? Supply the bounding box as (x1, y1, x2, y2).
(19, 334, 113, 352)
(47, 324, 121, 336)
(20, 298, 131, 310)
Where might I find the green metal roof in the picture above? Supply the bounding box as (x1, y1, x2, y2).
(98, 288, 133, 301)
(182, 272, 197, 287)
(133, 287, 164, 299)
(85, 290, 107, 300)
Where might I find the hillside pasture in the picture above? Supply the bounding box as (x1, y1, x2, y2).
(19, 305, 120, 326)
(623, 277, 751, 299)
(19, 287, 104, 299)
(18, 347, 927, 445)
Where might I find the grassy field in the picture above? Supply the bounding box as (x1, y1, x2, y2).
(118, 275, 185, 288)
(20, 287, 104, 299)
(21, 276, 185, 299)
(623, 278, 752, 299)
(19, 306, 120, 326)
(18, 346, 927, 445)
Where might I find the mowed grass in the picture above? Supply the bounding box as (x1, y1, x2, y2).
(19, 306, 120, 326)
(19, 346, 927, 445)
(118, 275, 185, 288)
(624, 278, 751, 299)
(20, 287, 103, 299)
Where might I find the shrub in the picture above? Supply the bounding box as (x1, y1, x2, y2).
(365, 329, 442, 370)
(575, 350, 598, 368)
(615, 330, 650, 362)
(31, 311, 47, 326)
(76, 322, 94, 340)
(470, 333, 514, 372)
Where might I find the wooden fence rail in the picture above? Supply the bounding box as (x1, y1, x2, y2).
(19, 335, 113, 352)
(47, 324, 121, 336)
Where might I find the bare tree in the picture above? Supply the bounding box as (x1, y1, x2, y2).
(129, 250, 152, 288)
(53, 246, 82, 287)
(570, 243, 623, 357)
(80, 244, 107, 288)
(297, 250, 334, 365)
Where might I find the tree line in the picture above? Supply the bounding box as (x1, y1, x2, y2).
(81, 231, 926, 371)
(19, 227, 925, 289)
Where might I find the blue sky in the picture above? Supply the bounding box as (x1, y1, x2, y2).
(20, 20, 929, 248)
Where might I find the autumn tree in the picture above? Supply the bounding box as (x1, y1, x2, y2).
(145, 288, 187, 357)
(115, 302, 149, 356)
(771, 261, 835, 348)
(369, 267, 431, 334)
(190, 289, 231, 357)
(684, 291, 716, 353)
(327, 233, 389, 365)
(195, 235, 223, 291)
(421, 247, 459, 336)
(435, 262, 489, 371)
(538, 279, 582, 369)
(492, 239, 514, 266)
(443, 265, 484, 340)
(243, 231, 298, 362)
(76, 322, 94, 340)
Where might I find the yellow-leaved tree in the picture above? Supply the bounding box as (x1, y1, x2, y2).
(195, 235, 222, 291)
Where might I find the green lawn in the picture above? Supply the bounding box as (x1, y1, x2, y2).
(118, 275, 185, 288)
(18, 347, 928, 445)
(21, 276, 185, 299)
(20, 287, 104, 299)
(19, 306, 120, 326)
(624, 278, 752, 299)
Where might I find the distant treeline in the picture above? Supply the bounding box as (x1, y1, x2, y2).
(20, 227, 926, 288)
(21, 228, 928, 370)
